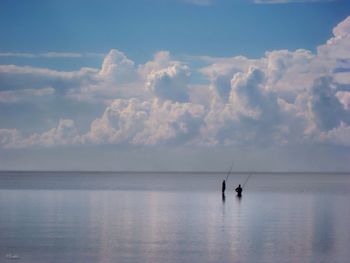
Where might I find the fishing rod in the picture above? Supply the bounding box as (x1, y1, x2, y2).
(224, 161, 234, 182)
(242, 172, 253, 188)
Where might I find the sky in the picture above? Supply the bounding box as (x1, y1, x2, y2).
(1, 0, 350, 171)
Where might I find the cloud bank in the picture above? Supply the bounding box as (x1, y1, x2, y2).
(1, 16, 350, 149)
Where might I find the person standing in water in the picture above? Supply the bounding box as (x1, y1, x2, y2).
(235, 184, 242, 197)
(222, 180, 226, 193)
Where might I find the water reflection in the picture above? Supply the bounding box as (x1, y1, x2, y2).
(311, 195, 335, 262)
(0, 173, 350, 263)
(222, 192, 226, 203)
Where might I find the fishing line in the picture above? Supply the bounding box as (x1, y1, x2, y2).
(224, 162, 234, 182)
(242, 173, 253, 188)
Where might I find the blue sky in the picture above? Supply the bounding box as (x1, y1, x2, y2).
(1, 0, 349, 64)
(1, 0, 350, 171)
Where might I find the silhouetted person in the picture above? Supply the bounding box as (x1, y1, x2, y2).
(222, 192, 226, 203)
(222, 180, 226, 193)
(235, 184, 242, 197)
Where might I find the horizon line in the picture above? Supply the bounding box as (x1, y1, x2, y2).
(0, 170, 350, 174)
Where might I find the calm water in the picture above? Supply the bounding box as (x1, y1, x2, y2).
(0, 171, 350, 263)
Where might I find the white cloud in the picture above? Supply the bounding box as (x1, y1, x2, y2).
(138, 51, 173, 78)
(0, 129, 22, 149)
(146, 64, 191, 102)
(0, 119, 79, 148)
(320, 122, 350, 146)
(99, 49, 135, 80)
(0, 49, 140, 104)
(83, 98, 205, 146)
(318, 16, 350, 64)
(33, 119, 80, 147)
(0, 52, 104, 58)
(0, 64, 98, 79)
(229, 67, 279, 120)
(1, 16, 350, 149)
(0, 64, 99, 108)
(199, 66, 285, 146)
(139, 51, 193, 102)
(336, 91, 350, 110)
(0, 87, 54, 103)
(67, 49, 142, 102)
(40, 52, 83, 58)
(0, 52, 36, 58)
(308, 76, 349, 131)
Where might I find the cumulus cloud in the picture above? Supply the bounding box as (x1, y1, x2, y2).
(0, 119, 79, 148)
(139, 51, 192, 102)
(0, 49, 190, 104)
(145, 64, 191, 102)
(199, 67, 283, 146)
(309, 76, 349, 131)
(67, 49, 143, 103)
(195, 16, 350, 146)
(265, 49, 315, 87)
(99, 49, 136, 82)
(1, 17, 350, 149)
(320, 122, 350, 146)
(84, 98, 205, 146)
(0, 49, 141, 104)
(318, 16, 350, 72)
(139, 51, 172, 77)
(34, 119, 80, 147)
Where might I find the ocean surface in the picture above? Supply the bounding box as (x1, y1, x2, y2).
(0, 171, 350, 263)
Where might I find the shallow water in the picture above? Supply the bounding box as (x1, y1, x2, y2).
(0, 172, 349, 263)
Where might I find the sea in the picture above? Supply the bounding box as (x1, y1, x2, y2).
(0, 171, 350, 263)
